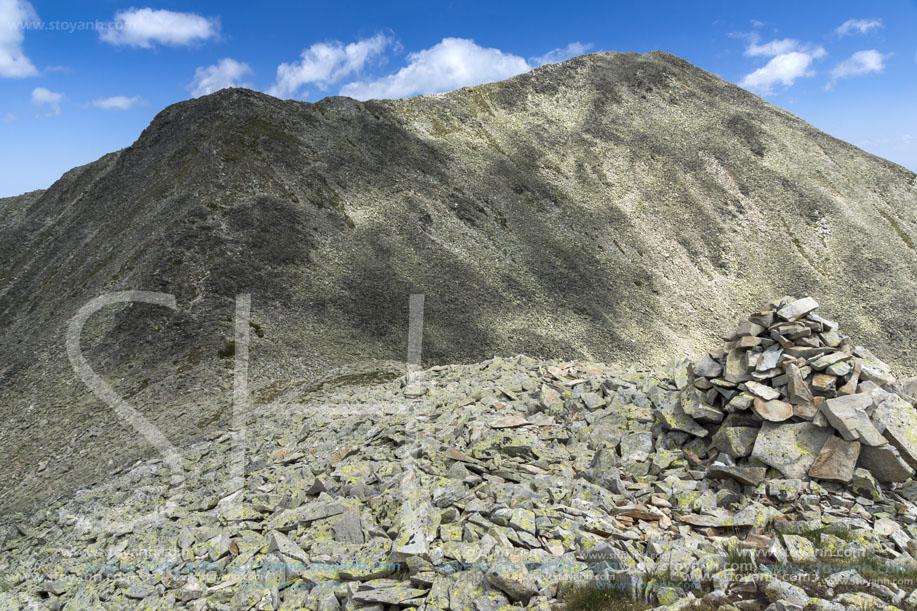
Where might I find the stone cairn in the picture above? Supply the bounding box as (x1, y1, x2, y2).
(664, 296, 917, 490)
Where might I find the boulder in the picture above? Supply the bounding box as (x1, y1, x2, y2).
(750, 422, 833, 479)
(858, 444, 915, 483)
(820, 394, 886, 446)
(712, 426, 759, 458)
(871, 395, 917, 469)
(808, 436, 860, 483)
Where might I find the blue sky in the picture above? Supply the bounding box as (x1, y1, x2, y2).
(1, 0, 915, 197)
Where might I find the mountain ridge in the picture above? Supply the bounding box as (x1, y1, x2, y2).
(1, 50, 917, 513)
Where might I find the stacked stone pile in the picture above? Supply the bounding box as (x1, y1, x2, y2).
(657, 297, 917, 490)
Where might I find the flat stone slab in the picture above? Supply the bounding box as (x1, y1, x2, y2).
(751, 421, 833, 479)
(821, 394, 886, 446)
(777, 297, 819, 321)
(753, 398, 793, 422)
(810, 351, 851, 371)
(725, 349, 747, 383)
(786, 364, 814, 404)
(857, 346, 895, 385)
(745, 381, 780, 401)
(872, 395, 917, 469)
(808, 436, 860, 483)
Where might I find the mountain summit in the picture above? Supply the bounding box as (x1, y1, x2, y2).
(2, 51, 916, 511)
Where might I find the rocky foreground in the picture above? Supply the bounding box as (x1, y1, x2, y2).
(6, 299, 917, 610)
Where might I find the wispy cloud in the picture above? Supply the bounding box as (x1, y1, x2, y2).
(268, 34, 393, 99)
(531, 42, 594, 66)
(188, 58, 252, 97)
(826, 49, 889, 89)
(745, 37, 803, 57)
(91, 95, 141, 110)
(31, 86, 63, 115)
(0, 112, 15, 123)
(736, 34, 826, 95)
(100, 8, 219, 48)
(0, 0, 39, 77)
(836, 18, 883, 37)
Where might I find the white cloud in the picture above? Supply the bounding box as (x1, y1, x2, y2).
(31, 87, 63, 115)
(91, 95, 141, 110)
(267, 34, 392, 99)
(100, 8, 219, 48)
(188, 58, 253, 97)
(0, 112, 15, 122)
(531, 42, 593, 66)
(0, 0, 39, 77)
(737, 35, 826, 94)
(739, 51, 825, 94)
(836, 18, 883, 37)
(827, 49, 888, 88)
(745, 37, 803, 57)
(339, 38, 532, 100)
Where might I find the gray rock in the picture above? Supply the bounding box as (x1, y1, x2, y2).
(777, 297, 819, 322)
(695, 354, 723, 378)
(725, 349, 748, 383)
(751, 422, 833, 479)
(620, 431, 654, 456)
(856, 347, 896, 386)
(706, 464, 766, 487)
(821, 394, 886, 446)
(786, 364, 814, 405)
(810, 351, 851, 371)
(485, 571, 537, 604)
(851, 468, 882, 500)
(824, 569, 868, 588)
(432, 481, 466, 508)
(764, 578, 809, 606)
(656, 406, 708, 438)
(712, 426, 759, 458)
(681, 387, 724, 423)
(872, 395, 917, 469)
(758, 344, 784, 371)
(834, 592, 893, 609)
(726, 392, 754, 412)
(267, 530, 310, 563)
(333, 507, 364, 544)
(782, 535, 815, 562)
(316, 590, 341, 611)
(858, 444, 915, 483)
(352, 584, 428, 606)
(745, 381, 780, 401)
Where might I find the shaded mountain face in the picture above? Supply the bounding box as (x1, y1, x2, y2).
(2, 51, 916, 512)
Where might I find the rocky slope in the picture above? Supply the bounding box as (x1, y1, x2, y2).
(2, 50, 917, 515)
(6, 298, 917, 610)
